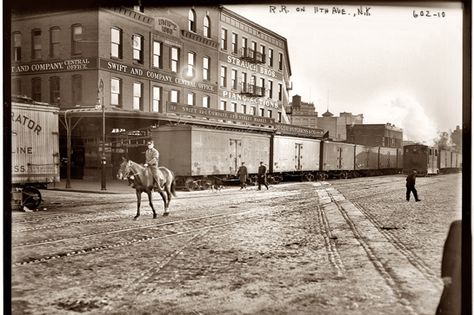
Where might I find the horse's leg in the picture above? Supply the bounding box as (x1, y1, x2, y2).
(157, 191, 168, 216)
(147, 190, 157, 219)
(135, 190, 142, 220)
(165, 183, 172, 208)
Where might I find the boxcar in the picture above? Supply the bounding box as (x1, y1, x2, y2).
(272, 135, 321, 179)
(151, 125, 271, 185)
(354, 145, 379, 175)
(378, 147, 399, 174)
(403, 144, 438, 175)
(439, 149, 462, 173)
(320, 141, 355, 177)
(11, 101, 60, 209)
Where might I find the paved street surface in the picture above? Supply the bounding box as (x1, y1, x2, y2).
(11, 173, 462, 315)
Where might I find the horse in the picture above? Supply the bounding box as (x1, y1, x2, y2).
(117, 157, 176, 220)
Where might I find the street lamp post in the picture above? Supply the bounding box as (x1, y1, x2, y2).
(99, 79, 106, 190)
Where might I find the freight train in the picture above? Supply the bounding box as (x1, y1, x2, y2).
(151, 125, 461, 190)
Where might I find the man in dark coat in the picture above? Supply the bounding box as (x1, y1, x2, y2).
(236, 162, 248, 190)
(144, 140, 164, 191)
(406, 169, 421, 201)
(257, 161, 269, 190)
(436, 220, 461, 315)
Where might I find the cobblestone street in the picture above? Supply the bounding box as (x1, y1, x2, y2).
(11, 173, 461, 315)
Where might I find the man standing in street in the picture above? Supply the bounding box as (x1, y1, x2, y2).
(257, 161, 269, 190)
(236, 162, 248, 190)
(144, 140, 164, 191)
(406, 169, 421, 202)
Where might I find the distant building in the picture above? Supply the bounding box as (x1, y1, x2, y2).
(316, 110, 363, 141)
(346, 123, 403, 148)
(287, 95, 318, 128)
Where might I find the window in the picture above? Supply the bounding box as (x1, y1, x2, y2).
(71, 24, 82, 55)
(188, 9, 196, 32)
(203, 15, 211, 38)
(220, 100, 226, 110)
(49, 27, 60, 58)
(241, 104, 246, 114)
(259, 78, 265, 92)
(251, 41, 257, 52)
(231, 33, 238, 54)
(12, 78, 22, 95)
(260, 108, 265, 117)
(153, 41, 162, 68)
(13, 32, 22, 62)
(203, 56, 210, 80)
(72, 75, 82, 105)
(220, 66, 227, 87)
(170, 90, 179, 103)
(220, 28, 227, 50)
(32, 77, 41, 101)
(268, 80, 273, 99)
(202, 95, 210, 108)
(260, 44, 266, 61)
(279, 52, 283, 70)
(171, 47, 179, 73)
(241, 37, 247, 50)
(231, 69, 237, 90)
(111, 28, 122, 58)
(241, 72, 247, 87)
(278, 83, 283, 101)
(187, 52, 195, 78)
(152, 86, 161, 112)
(133, 82, 143, 110)
(267, 110, 272, 118)
(250, 75, 256, 86)
(187, 92, 195, 106)
(251, 106, 256, 115)
(111, 78, 121, 106)
(132, 34, 143, 63)
(278, 112, 282, 122)
(268, 48, 274, 67)
(32, 29, 42, 60)
(230, 102, 237, 112)
(50, 76, 60, 104)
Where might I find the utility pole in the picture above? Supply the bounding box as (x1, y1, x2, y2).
(99, 79, 106, 190)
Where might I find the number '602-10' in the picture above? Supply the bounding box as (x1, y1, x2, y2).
(413, 10, 446, 18)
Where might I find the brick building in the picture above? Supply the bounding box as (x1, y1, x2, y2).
(11, 5, 298, 180)
(346, 123, 403, 148)
(287, 95, 318, 128)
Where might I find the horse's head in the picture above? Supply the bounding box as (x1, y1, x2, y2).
(117, 157, 132, 180)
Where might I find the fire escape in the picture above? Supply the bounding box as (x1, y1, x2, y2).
(239, 47, 266, 98)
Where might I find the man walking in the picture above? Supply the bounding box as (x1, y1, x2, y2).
(257, 161, 269, 190)
(144, 140, 164, 191)
(406, 169, 421, 202)
(236, 162, 248, 190)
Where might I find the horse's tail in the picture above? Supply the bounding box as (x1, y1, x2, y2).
(171, 176, 177, 197)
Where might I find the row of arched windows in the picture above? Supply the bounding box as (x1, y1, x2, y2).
(188, 9, 211, 38)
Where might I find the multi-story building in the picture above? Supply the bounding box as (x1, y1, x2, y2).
(316, 110, 363, 141)
(10, 5, 296, 180)
(346, 123, 403, 148)
(287, 95, 318, 128)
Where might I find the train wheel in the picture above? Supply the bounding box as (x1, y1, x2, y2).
(303, 173, 315, 182)
(22, 186, 42, 210)
(185, 178, 199, 191)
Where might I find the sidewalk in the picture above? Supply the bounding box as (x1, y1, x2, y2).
(47, 179, 136, 194)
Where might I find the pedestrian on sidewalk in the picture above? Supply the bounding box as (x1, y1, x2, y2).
(406, 169, 421, 202)
(257, 161, 269, 190)
(436, 220, 461, 315)
(237, 162, 248, 190)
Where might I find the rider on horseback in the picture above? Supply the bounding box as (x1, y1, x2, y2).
(144, 140, 165, 191)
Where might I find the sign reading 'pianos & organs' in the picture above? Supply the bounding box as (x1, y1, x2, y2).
(167, 103, 274, 125)
(275, 123, 324, 138)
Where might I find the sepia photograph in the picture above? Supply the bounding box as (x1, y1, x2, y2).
(7, 1, 468, 314)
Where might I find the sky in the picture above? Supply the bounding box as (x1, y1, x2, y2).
(228, 3, 463, 144)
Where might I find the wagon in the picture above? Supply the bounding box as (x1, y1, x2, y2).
(11, 98, 60, 210)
